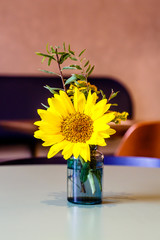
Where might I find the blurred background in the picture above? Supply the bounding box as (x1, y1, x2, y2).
(0, 0, 160, 161)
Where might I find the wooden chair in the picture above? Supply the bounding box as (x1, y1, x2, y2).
(115, 121, 160, 158)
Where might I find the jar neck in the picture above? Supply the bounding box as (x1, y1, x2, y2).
(90, 145, 97, 151)
(67, 145, 104, 166)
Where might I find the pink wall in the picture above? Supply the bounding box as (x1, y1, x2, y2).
(0, 0, 160, 120)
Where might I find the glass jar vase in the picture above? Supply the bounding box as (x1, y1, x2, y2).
(67, 147, 104, 205)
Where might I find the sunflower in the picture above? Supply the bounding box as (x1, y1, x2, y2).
(34, 88, 116, 162)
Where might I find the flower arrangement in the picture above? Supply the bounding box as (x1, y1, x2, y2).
(34, 43, 128, 204)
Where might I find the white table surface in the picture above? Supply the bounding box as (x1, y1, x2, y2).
(0, 164, 160, 240)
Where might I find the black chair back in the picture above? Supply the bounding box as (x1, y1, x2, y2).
(0, 75, 133, 120)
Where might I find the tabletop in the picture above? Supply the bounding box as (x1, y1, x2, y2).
(0, 161, 160, 240)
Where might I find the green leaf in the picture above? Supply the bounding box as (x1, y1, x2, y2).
(75, 74, 86, 80)
(50, 46, 56, 53)
(41, 103, 48, 109)
(44, 85, 64, 94)
(109, 90, 119, 100)
(46, 43, 50, 53)
(41, 57, 46, 63)
(86, 64, 91, 73)
(80, 57, 85, 63)
(75, 65, 82, 70)
(70, 65, 82, 70)
(62, 66, 77, 70)
(100, 89, 106, 99)
(59, 53, 70, 64)
(80, 162, 90, 183)
(84, 60, 89, 67)
(63, 42, 66, 51)
(39, 69, 60, 77)
(36, 52, 56, 61)
(78, 49, 86, 57)
(57, 52, 66, 55)
(87, 65, 95, 76)
(65, 74, 77, 85)
(68, 44, 75, 55)
(93, 170, 102, 191)
(88, 171, 96, 194)
(70, 56, 78, 61)
(48, 58, 52, 66)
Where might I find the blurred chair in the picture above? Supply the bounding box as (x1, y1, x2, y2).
(0, 144, 32, 163)
(0, 75, 56, 160)
(115, 121, 160, 158)
(0, 127, 36, 162)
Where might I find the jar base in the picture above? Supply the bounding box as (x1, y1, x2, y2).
(67, 197, 102, 205)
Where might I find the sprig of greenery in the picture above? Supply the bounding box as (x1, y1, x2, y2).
(36, 43, 95, 93)
(107, 89, 119, 103)
(112, 111, 129, 124)
(36, 43, 127, 118)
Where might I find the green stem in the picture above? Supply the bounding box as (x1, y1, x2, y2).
(55, 48, 67, 92)
(88, 171, 96, 194)
(79, 156, 96, 195)
(79, 157, 87, 193)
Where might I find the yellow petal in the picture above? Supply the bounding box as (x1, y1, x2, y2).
(50, 97, 68, 118)
(37, 109, 61, 125)
(96, 138, 107, 146)
(48, 92, 74, 118)
(42, 134, 65, 146)
(105, 128, 116, 135)
(87, 132, 106, 146)
(93, 113, 115, 130)
(104, 104, 111, 113)
(91, 99, 107, 120)
(60, 91, 75, 114)
(84, 91, 97, 116)
(72, 142, 81, 159)
(63, 152, 73, 160)
(38, 124, 61, 133)
(34, 130, 43, 139)
(79, 144, 90, 162)
(47, 140, 68, 158)
(34, 120, 43, 126)
(62, 142, 74, 160)
(96, 128, 116, 139)
(93, 122, 110, 132)
(74, 88, 86, 113)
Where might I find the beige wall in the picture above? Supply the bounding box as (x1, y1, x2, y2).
(0, 0, 160, 120)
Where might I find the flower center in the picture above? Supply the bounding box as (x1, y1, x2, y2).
(61, 112, 93, 143)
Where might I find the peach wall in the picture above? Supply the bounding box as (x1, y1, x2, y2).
(0, 0, 160, 120)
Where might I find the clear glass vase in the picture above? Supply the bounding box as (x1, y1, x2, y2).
(67, 147, 104, 205)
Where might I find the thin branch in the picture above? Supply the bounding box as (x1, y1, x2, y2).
(55, 48, 67, 92)
(107, 89, 114, 103)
